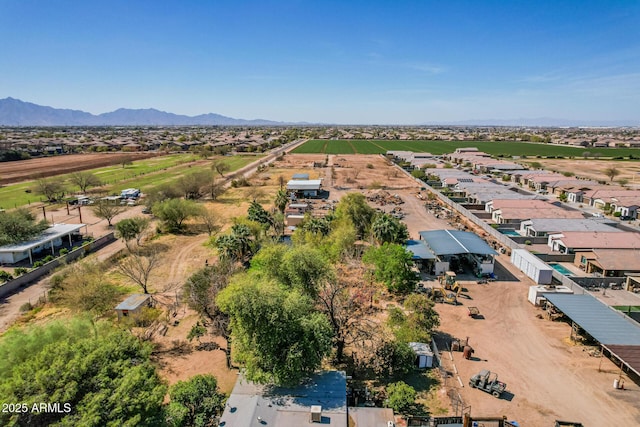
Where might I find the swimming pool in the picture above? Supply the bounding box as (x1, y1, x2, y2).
(499, 229, 521, 236)
(549, 263, 573, 276)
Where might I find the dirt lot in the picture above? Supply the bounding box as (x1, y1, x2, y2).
(276, 154, 640, 424)
(0, 152, 158, 185)
(524, 158, 640, 189)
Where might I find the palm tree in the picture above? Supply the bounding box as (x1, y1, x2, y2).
(372, 214, 409, 244)
(274, 189, 289, 213)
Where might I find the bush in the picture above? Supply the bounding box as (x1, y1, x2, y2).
(0, 271, 14, 282)
(32, 261, 44, 268)
(366, 163, 374, 169)
(19, 302, 33, 312)
(385, 381, 417, 414)
(524, 240, 532, 245)
(59, 248, 69, 256)
(43, 255, 54, 263)
(614, 211, 622, 217)
(14, 268, 28, 276)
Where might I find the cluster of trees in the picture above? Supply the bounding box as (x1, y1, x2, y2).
(0, 318, 227, 427)
(0, 208, 48, 245)
(183, 192, 438, 386)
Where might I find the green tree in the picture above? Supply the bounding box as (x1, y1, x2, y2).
(387, 294, 440, 343)
(274, 188, 288, 213)
(0, 209, 48, 246)
(165, 374, 226, 427)
(386, 381, 417, 414)
(604, 167, 621, 182)
(35, 177, 66, 202)
(49, 262, 124, 315)
(120, 155, 133, 168)
(115, 217, 150, 247)
(214, 224, 255, 262)
(211, 159, 230, 177)
(363, 243, 417, 293)
(247, 200, 273, 226)
(371, 213, 409, 245)
(0, 318, 166, 427)
(69, 171, 102, 193)
(334, 193, 375, 238)
(411, 169, 426, 180)
(92, 200, 125, 227)
(153, 199, 204, 232)
(217, 277, 333, 385)
(183, 261, 238, 367)
(366, 339, 415, 378)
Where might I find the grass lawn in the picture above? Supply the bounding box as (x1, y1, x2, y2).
(291, 139, 640, 158)
(0, 154, 262, 210)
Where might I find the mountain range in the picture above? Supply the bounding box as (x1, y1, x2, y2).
(0, 97, 287, 126)
(1, 97, 637, 127)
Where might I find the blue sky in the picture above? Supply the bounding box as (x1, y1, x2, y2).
(1, 0, 638, 124)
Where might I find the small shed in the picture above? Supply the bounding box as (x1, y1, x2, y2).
(511, 249, 553, 285)
(408, 342, 434, 368)
(115, 294, 152, 319)
(528, 285, 574, 306)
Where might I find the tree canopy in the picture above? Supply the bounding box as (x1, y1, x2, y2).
(0, 208, 48, 246)
(387, 294, 440, 343)
(153, 199, 204, 232)
(0, 318, 166, 427)
(333, 193, 375, 238)
(165, 375, 226, 427)
(371, 213, 409, 245)
(217, 277, 333, 385)
(362, 243, 417, 293)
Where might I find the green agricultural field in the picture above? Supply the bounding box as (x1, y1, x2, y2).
(0, 154, 261, 210)
(291, 139, 640, 158)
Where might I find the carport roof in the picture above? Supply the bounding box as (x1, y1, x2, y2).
(544, 293, 640, 345)
(405, 240, 436, 260)
(418, 230, 497, 256)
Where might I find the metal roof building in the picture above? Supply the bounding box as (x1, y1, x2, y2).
(405, 239, 436, 260)
(418, 230, 497, 256)
(544, 294, 640, 346)
(0, 223, 86, 264)
(286, 179, 322, 190)
(219, 371, 347, 427)
(544, 293, 640, 377)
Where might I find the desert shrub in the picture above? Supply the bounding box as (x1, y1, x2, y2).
(43, 255, 54, 263)
(19, 302, 33, 312)
(366, 163, 374, 169)
(14, 267, 28, 276)
(32, 261, 44, 268)
(59, 248, 69, 255)
(0, 271, 14, 282)
(524, 240, 532, 245)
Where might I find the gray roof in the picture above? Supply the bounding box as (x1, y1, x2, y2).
(286, 179, 322, 191)
(419, 230, 497, 256)
(405, 240, 436, 260)
(0, 223, 85, 253)
(292, 173, 310, 180)
(115, 294, 151, 311)
(523, 218, 621, 233)
(220, 371, 347, 427)
(544, 293, 640, 345)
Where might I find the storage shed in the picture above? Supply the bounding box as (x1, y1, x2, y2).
(528, 285, 574, 306)
(408, 342, 434, 368)
(115, 294, 152, 319)
(511, 249, 553, 285)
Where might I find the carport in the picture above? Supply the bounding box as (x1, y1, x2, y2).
(544, 293, 640, 377)
(418, 229, 497, 276)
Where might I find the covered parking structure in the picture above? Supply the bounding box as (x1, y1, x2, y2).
(418, 229, 497, 276)
(544, 293, 640, 378)
(0, 223, 86, 265)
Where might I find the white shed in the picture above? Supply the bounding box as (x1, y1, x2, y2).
(408, 342, 434, 368)
(510, 249, 553, 285)
(528, 285, 574, 306)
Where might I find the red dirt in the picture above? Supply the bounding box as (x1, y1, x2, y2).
(0, 153, 160, 185)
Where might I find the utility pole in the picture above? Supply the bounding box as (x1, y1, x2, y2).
(78, 205, 83, 223)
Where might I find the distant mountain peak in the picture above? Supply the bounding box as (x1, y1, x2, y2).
(0, 97, 286, 126)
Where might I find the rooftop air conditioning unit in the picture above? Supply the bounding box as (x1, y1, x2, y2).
(310, 405, 322, 423)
